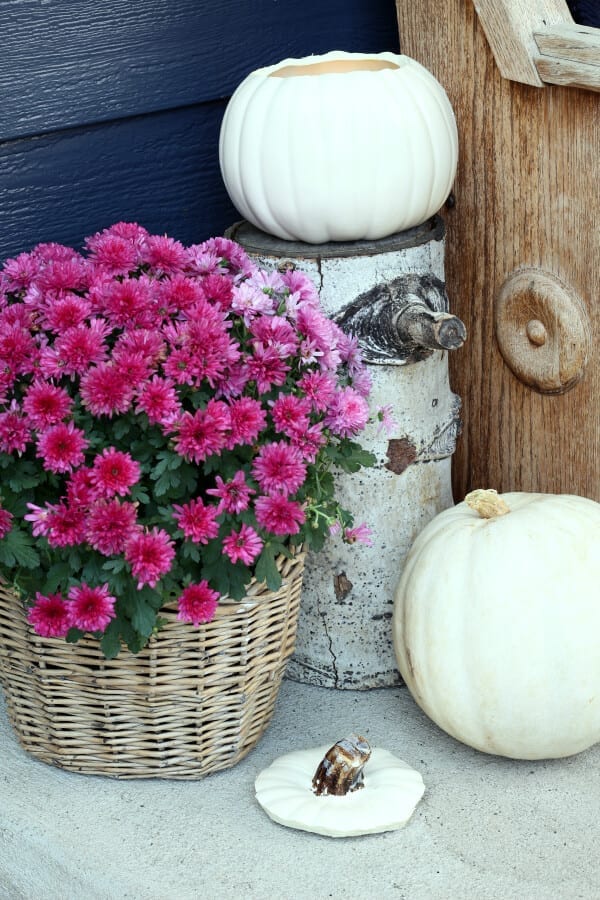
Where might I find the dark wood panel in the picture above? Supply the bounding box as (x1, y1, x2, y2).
(0, 102, 239, 260)
(1, 0, 400, 140)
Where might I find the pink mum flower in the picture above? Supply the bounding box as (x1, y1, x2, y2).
(173, 400, 230, 463)
(135, 376, 180, 428)
(24, 503, 51, 537)
(22, 381, 72, 429)
(176, 581, 219, 626)
(96, 277, 154, 329)
(65, 468, 97, 506)
(80, 363, 135, 417)
(0, 506, 13, 539)
(227, 396, 267, 447)
(86, 499, 138, 556)
(27, 593, 72, 638)
(45, 502, 87, 547)
(206, 471, 255, 514)
(252, 441, 307, 497)
(125, 527, 175, 589)
(67, 583, 116, 633)
(289, 422, 327, 463)
(246, 344, 290, 393)
(39, 293, 91, 332)
(343, 523, 374, 546)
(0, 405, 31, 454)
(41, 320, 108, 377)
(143, 234, 187, 275)
(36, 422, 88, 473)
(199, 273, 233, 309)
(254, 495, 306, 536)
(172, 498, 219, 544)
(297, 371, 337, 413)
(324, 387, 370, 438)
(269, 394, 311, 437)
(222, 524, 263, 566)
(90, 447, 141, 497)
(376, 404, 398, 437)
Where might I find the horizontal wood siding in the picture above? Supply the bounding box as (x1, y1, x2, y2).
(0, 0, 400, 259)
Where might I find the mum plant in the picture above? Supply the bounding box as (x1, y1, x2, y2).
(0, 223, 378, 658)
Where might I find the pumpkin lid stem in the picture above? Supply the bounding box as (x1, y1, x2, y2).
(464, 489, 510, 519)
(312, 734, 371, 796)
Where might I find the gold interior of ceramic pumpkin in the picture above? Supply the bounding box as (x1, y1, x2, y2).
(270, 59, 401, 78)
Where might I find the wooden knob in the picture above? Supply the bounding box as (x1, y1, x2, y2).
(495, 268, 591, 394)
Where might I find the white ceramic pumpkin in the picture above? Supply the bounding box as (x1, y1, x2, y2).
(219, 50, 458, 243)
(393, 489, 600, 760)
(255, 739, 425, 837)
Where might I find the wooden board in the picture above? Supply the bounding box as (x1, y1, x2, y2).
(396, 0, 600, 500)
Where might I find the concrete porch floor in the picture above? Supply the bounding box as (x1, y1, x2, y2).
(1, 678, 598, 900)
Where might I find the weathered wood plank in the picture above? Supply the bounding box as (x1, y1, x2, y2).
(0, 103, 238, 261)
(534, 23, 600, 63)
(470, 0, 573, 85)
(0, 0, 399, 141)
(396, 0, 600, 501)
(536, 55, 600, 90)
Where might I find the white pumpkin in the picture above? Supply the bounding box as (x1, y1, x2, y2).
(255, 741, 425, 837)
(219, 50, 458, 243)
(393, 489, 600, 760)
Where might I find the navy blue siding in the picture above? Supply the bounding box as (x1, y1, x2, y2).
(0, 0, 400, 260)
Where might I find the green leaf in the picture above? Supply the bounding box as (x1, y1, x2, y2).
(131, 601, 157, 638)
(254, 544, 283, 592)
(0, 528, 40, 569)
(43, 561, 73, 593)
(100, 621, 122, 659)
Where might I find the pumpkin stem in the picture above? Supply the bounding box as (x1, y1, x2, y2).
(465, 489, 510, 519)
(312, 734, 371, 796)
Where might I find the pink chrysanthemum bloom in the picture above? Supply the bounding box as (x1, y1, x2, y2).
(0, 506, 13, 539)
(65, 467, 97, 506)
(246, 344, 290, 393)
(289, 422, 327, 463)
(173, 400, 231, 463)
(176, 581, 219, 626)
(125, 526, 175, 589)
(198, 236, 254, 275)
(252, 441, 307, 497)
(254, 494, 306, 536)
(39, 293, 92, 332)
(222, 523, 263, 566)
(172, 497, 219, 545)
(111, 348, 152, 390)
(343, 523, 374, 547)
(96, 277, 154, 329)
(280, 269, 320, 306)
(142, 234, 187, 275)
(199, 273, 234, 309)
(376, 404, 398, 437)
(0, 323, 38, 375)
(87, 499, 138, 556)
(183, 247, 221, 276)
(135, 375, 180, 428)
(2, 251, 39, 292)
(22, 381, 72, 429)
(227, 396, 267, 448)
(24, 503, 51, 537)
(37, 255, 90, 295)
(250, 315, 299, 357)
(45, 502, 87, 547)
(323, 387, 370, 438)
(157, 273, 206, 314)
(27, 593, 72, 638)
(67, 583, 117, 633)
(269, 394, 311, 437)
(351, 367, 373, 399)
(113, 328, 165, 366)
(85, 233, 141, 275)
(206, 471, 255, 515)
(36, 421, 88, 473)
(40, 319, 109, 378)
(230, 281, 275, 324)
(0, 405, 31, 454)
(80, 363, 135, 417)
(90, 447, 141, 497)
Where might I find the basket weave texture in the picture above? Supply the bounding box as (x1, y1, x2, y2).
(0, 551, 305, 779)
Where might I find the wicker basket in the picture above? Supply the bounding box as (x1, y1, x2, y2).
(0, 551, 305, 779)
